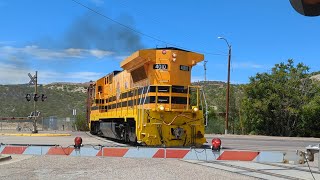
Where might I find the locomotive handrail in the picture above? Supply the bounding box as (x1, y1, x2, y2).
(142, 86, 150, 105)
(137, 86, 144, 130)
(142, 85, 150, 126)
(187, 85, 202, 110)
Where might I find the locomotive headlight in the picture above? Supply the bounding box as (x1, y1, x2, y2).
(172, 53, 177, 62)
(159, 105, 165, 111)
(192, 106, 199, 112)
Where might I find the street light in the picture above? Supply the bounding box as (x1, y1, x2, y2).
(218, 36, 232, 135)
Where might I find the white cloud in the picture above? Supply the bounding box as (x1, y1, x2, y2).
(0, 45, 113, 60)
(0, 62, 102, 84)
(89, 49, 113, 58)
(39, 71, 103, 83)
(0, 41, 15, 45)
(0, 62, 31, 84)
(64, 48, 84, 58)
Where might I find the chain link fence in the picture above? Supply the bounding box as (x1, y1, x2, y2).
(0, 116, 76, 132)
(0, 120, 34, 132)
(42, 116, 76, 131)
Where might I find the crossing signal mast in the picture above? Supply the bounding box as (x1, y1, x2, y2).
(26, 71, 47, 133)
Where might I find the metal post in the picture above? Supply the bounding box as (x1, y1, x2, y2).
(42, 117, 44, 131)
(218, 37, 231, 135)
(318, 144, 320, 171)
(203, 60, 208, 82)
(73, 109, 77, 131)
(32, 71, 38, 133)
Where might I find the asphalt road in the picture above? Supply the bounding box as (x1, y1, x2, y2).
(0, 131, 127, 147)
(205, 134, 320, 152)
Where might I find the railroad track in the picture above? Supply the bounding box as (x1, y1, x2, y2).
(84, 131, 129, 147)
(182, 159, 319, 180)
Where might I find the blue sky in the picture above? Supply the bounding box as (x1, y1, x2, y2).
(0, 0, 319, 84)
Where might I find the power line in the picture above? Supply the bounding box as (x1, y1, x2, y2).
(70, 0, 225, 56)
(116, 0, 228, 55)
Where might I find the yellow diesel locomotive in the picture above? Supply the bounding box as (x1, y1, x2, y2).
(87, 47, 208, 147)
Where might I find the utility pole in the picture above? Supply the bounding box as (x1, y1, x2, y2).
(203, 60, 208, 82)
(226, 46, 231, 135)
(218, 37, 232, 135)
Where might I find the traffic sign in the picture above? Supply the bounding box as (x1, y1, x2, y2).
(73, 109, 77, 116)
(28, 73, 37, 85)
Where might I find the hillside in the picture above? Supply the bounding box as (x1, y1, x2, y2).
(194, 81, 244, 134)
(193, 81, 243, 111)
(0, 81, 244, 133)
(0, 83, 88, 119)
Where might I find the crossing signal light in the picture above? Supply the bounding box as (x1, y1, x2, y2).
(41, 94, 47, 101)
(34, 94, 40, 101)
(25, 94, 31, 101)
(211, 138, 222, 151)
(74, 137, 83, 150)
(290, 0, 320, 16)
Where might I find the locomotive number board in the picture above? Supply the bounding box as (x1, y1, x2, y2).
(180, 65, 189, 71)
(153, 64, 168, 70)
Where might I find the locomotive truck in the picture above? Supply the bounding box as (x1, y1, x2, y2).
(87, 47, 208, 147)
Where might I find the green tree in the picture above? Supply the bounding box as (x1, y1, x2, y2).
(205, 107, 225, 134)
(199, 81, 244, 134)
(74, 113, 89, 131)
(300, 92, 320, 137)
(241, 59, 318, 137)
